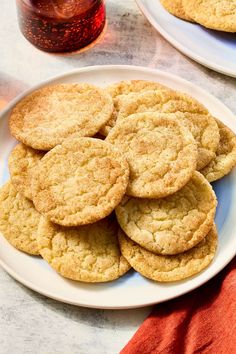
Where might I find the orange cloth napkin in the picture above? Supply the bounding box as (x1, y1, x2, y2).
(121, 257, 236, 354)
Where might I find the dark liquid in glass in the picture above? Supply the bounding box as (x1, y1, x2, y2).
(16, 0, 106, 53)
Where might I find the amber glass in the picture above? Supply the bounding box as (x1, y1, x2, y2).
(16, 0, 106, 53)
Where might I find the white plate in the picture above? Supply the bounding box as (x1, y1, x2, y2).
(136, 0, 236, 78)
(0, 65, 236, 309)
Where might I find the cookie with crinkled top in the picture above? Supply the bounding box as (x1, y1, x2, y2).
(200, 120, 236, 182)
(37, 215, 131, 283)
(118, 225, 217, 282)
(116, 172, 217, 255)
(117, 90, 220, 170)
(117, 89, 209, 122)
(160, 0, 193, 22)
(182, 0, 236, 32)
(99, 80, 169, 136)
(9, 83, 113, 150)
(0, 181, 40, 255)
(32, 137, 130, 226)
(106, 112, 197, 198)
(9, 143, 45, 200)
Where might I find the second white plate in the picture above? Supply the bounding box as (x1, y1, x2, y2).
(136, 0, 236, 77)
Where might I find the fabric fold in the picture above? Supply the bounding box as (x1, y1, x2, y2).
(121, 257, 236, 354)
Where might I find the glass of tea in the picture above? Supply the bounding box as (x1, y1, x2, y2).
(15, 0, 106, 53)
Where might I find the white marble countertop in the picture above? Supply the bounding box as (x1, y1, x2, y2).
(0, 1, 235, 353)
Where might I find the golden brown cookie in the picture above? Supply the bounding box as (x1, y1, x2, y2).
(116, 171, 217, 255)
(200, 120, 236, 182)
(9, 84, 113, 150)
(37, 215, 131, 283)
(8, 143, 45, 200)
(117, 90, 219, 170)
(117, 89, 209, 121)
(0, 182, 40, 255)
(99, 80, 169, 136)
(106, 112, 197, 198)
(182, 0, 236, 32)
(32, 137, 130, 226)
(160, 0, 193, 22)
(118, 225, 217, 282)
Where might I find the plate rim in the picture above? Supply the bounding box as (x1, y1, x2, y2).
(135, 0, 236, 78)
(0, 242, 235, 310)
(1, 64, 235, 119)
(0, 64, 236, 309)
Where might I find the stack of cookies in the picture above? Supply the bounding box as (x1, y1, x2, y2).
(160, 0, 236, 33)
(0, 80, 236, 284)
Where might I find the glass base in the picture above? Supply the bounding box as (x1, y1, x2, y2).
(48, 20, 107, 56)
(16, 0, 106, 54)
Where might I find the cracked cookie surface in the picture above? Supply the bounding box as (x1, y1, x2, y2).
(106, 112, 197, 198)
(182, 0, 236, 32)
(116, 172, 217, 255)
(37, 215, 131, 282)
(9, 143, 45, 200)
(0, 182, 40, 255)
(118, 225, 217, 282)
(10, 84, 113, 150)
(160, 0, 193, 21)
(32, 137, 130, 226)
(200, 120, 236, 182)
(99, 80, 169, 136)
(117, 90, 219, 170)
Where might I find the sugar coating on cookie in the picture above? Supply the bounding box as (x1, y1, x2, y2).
(99, 80, 169, 136)
(106, 112, 197, 198)
(118, 225, 217, 282)
(37, 216, 131, 282)
(116, 171, 217, 255)
(160, 0, 193, 21)
(200, 120, 236, 182)
(9, 143, 45, 200)
(0, 182, 40, 255)
(117, 89, 209, 122)
(180, 113, 219, 170)
(182, 0, 236, 32)
(117, 90, 219, 170)
(10, 84, 114, 150)
(32, 137, 130, 226)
